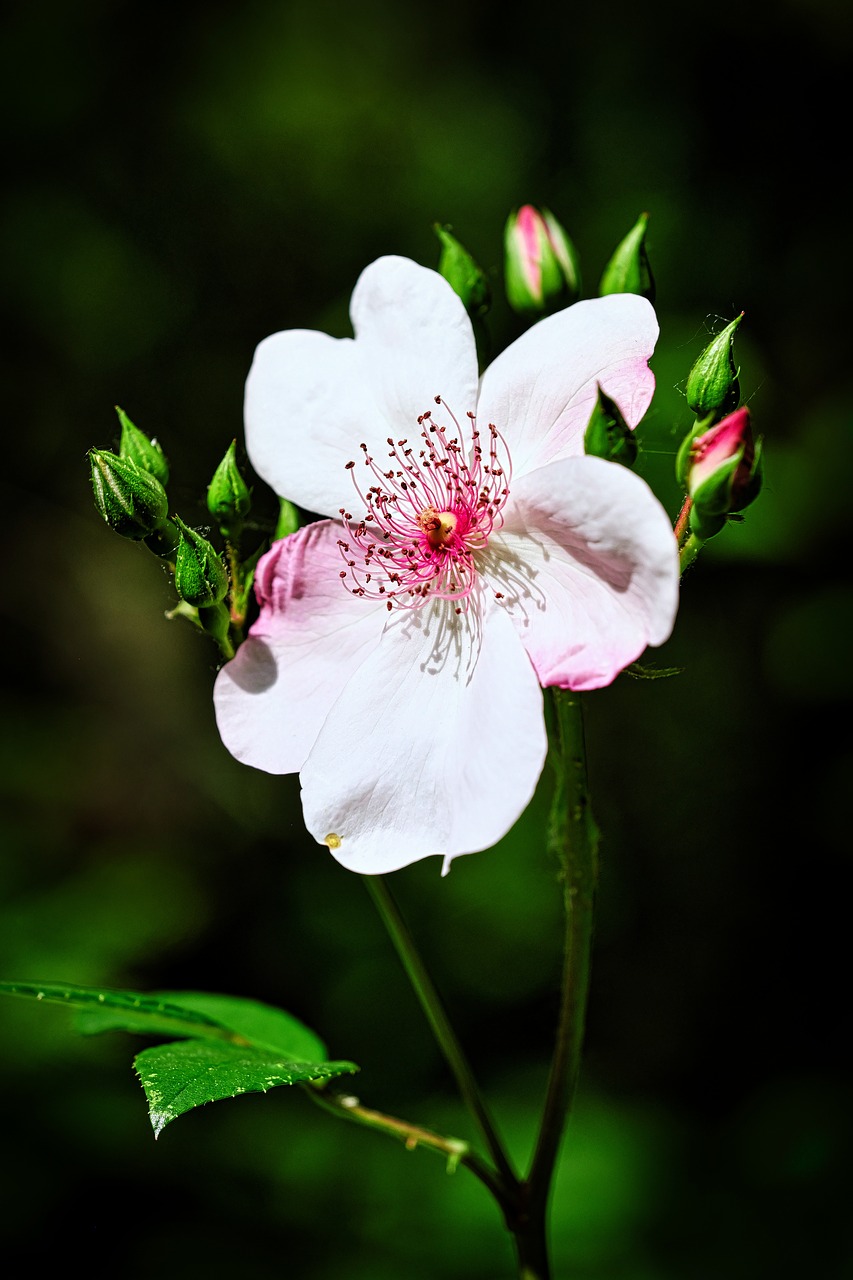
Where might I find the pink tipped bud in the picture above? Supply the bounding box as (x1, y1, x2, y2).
(685, 407, 764, 538)
(504, 205, 581, 315)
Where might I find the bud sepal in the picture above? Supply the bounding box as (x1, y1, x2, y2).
(115, 406, 169, 486)
(90, 449, 169, 541)
(685, 314, 743, 419)
(434, 224, 491, 319)
(173, 517, 229, 609)
(583, 384, 638, 467)
(207, 440, 252, 539)
(598, 212, 655, 302)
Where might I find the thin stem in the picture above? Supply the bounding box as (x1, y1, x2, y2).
(304, 1084, 512, 1210)
(363, 874, 518, 1191)
(524, 689, 599, 1235)
(673, 494, 692, 545)
(679, 532, 703, 574)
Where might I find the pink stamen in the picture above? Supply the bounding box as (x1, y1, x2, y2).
(338, 397, 512, 610)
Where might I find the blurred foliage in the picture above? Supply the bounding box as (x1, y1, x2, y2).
(1, 0, 851, 1277)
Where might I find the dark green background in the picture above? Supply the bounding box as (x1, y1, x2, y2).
(1, 1, 850, 1276)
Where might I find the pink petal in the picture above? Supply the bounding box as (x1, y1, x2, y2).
(299, 597, 546, 874)
(213, 521, 384, 774)
(491, 456, 679, 689)
(477, 294, 658, 479)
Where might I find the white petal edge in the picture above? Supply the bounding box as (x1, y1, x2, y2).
(213, 521, 385, 774)
(349, 256, 480, 433)
(477, 293, 659, 480)
(299, 597, 547, 875)
(490, 456, 679, 689)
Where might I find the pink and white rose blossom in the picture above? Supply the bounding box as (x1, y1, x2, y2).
(214, 256, 679, 876)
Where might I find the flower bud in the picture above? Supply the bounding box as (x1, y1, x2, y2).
(434, 224, 491, 318)
(598, 212, 655, 302)
(115, 406, 169, 486)
(583, 384, 638, 467)
(207, 440, 252, 538)
(685, 314, 743, 418)
(90, 448, 169, 540)
(504, 205, 581, 315)
(173, 516, 229, 608)
(684, 407, 763, 537)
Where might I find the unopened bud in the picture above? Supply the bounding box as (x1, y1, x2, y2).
(173, 517, 229, 608)
(583, 385, 638, 467)
(598, 212, 655, 302)
(504, 205, 581, 315)
(116, 406, 169, 486)
(207, 440, 252, 538)
(685, 314, 743, 418)
(434, 224, 491, 318)
(274, 497, 301, 541)
(90, 448, 169, 540)
(683, 407, 764, 538)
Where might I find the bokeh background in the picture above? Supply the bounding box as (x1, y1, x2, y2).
(1, 1, 850, 1277)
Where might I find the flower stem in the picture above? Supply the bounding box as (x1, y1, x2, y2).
(520, 687, 600, 1273)
(679, 532, 703, 574)
(362, 874, 518, 1191)
(673, 494, 692, 545)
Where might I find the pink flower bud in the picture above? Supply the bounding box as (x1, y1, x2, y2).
(688, 406, 762, 516)
(504, 205, 580, 315)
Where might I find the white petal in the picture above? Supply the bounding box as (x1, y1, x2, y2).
(350, 256, 480, 432)
(489, 456, 679, 689)
(213, 521, 384, 773)
(244, 329, 381, 520)
(299, 597, 547, 874)
(477, 294, 658, 479)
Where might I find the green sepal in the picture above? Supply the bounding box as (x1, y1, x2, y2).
(434, 224, 491, 318)
(685, 314, 743, 418)
(143, 516, 181, 560)
(691, 449, 746, 516)
(675, 414, 715, 488)
(0, 981, 359, 1138)
(583, 384, 638, 467)
(274, 497, 301, 540)
(598, 212, 655, 302)
(173, 516, 229, 608)
(116, 406, 170, 486)
(207, 440, 252, 538)
(89, 448, 169, 540)
(688, 506, 727, 540)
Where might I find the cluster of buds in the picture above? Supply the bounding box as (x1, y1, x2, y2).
(676, 315, 763, 545)
(89, 408, 261, 659)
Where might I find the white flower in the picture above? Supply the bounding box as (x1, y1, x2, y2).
(214, 257, 678, 875)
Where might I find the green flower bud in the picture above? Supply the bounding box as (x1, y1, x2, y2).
(207, 440, 252, 538)
(583, 384, 638, 467)
(173, 516, 229, 608)
(90, 448, 169, 540)
(434, 224, 491, 318)
(115, 406, 169, 486)
(504, 205, 581, 316)
(685, 314, 743, 418)
(598, 212, 655, 302)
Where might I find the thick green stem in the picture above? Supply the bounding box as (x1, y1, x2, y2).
(520, 688, 600, 1269)
(363, 874, 518, 1191)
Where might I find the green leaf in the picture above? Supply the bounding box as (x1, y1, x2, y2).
(135, 1039, 359, 1137)
(0, 980, 223, 1039)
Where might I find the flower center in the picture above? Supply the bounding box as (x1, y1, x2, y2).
(337, 396, 511, 612)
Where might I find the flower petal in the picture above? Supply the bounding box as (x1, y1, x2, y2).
(349, 256, 480, 432)
(299, 598, 547, 875)
(477, 294, 658, 479)
(213, 521, 384, 774)
(244, 258, 481, 519)
(245, 329, 380, 520)
(490, 456, 679, 689)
